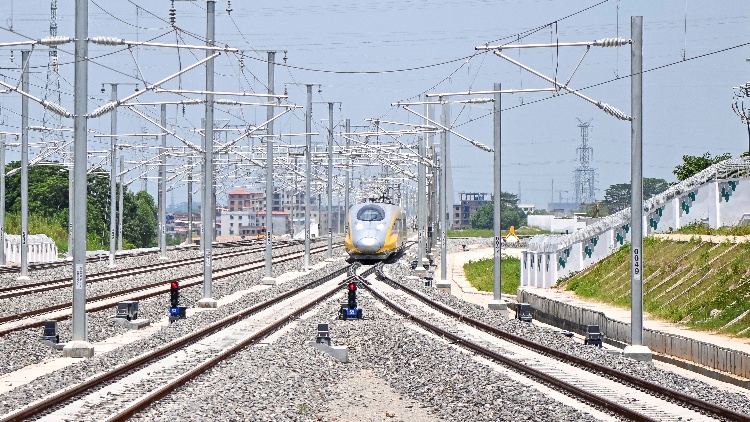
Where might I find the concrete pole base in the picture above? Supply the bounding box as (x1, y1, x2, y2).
(261, 276, 277, 286)
(413, 267, 426, 277)
(16, 276, 31, 282)
(435, 280, 451, 293)
(488, 299, 508, 310)
(159, 255, 169, 260)
(110, 317, 150, 330)
(62, 341, 94, 358)
(309, 341, 348, 362)
(623, 345, 652, 362)
(197, 298, 218, 308)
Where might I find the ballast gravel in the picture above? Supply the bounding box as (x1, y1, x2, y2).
(0, 242, 320, 377)
(134, 292, 596, 422)
(0, 238, 747, 420)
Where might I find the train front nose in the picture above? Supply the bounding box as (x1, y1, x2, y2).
(355, 228, 383, 253)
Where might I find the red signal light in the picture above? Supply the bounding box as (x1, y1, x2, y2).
(348, 282, 356, 291)
(170, 281, 180, 307)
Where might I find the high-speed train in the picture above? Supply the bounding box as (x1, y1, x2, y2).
(344, 202, 406, 261)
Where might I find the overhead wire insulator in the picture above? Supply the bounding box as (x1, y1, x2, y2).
(598, 102, 631, 121)
(89, 101, 117, 118)
(41, 101, 70, 118)
(595, 38, 631, 47)
(169, 1, 176, 26)
(226, 1, 232, 15)
(90, 37, 124, 46)
(39, 36, 72, 46)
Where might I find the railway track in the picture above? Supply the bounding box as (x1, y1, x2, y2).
(0, 263, 373, 421)
(0, 243, 338, 337)
(364, 263, 747, 422)
(0, 239, 263, 275)
(0, 240, 296, 301)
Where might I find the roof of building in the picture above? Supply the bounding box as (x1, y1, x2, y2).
(228, 189, 263, 195)
(258, 211, 290, 215)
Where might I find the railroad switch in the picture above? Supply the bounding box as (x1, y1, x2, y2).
(309, 323, 348, 362)
(316, 323, 331, 346)
(41, 320, 64, 350)
(115, 301, 139, 321)
(112, 301, 150, 329)
(515, 303, 533, 323)
(584, 325, 604, 347)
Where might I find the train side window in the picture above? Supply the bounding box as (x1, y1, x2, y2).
(357, 205, 385, 221)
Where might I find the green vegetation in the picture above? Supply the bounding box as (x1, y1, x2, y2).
(673, 222, 750, 236)
(448, 227, 552, 238)
(563, 237, 750, 338)
(673, 152, 731, 182)
(602, 178, 669, 214)
(3, 162, 158, 252)
(469, 192, 527, 230)
(463, 256, 520, 295)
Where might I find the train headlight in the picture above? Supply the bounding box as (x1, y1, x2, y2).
(356, 223, 363, 230)
(377, 223, 385, 230)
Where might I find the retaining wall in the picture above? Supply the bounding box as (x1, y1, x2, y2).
(517, 289, 750, 381)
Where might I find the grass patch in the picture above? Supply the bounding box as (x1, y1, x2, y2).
(4, 212, 69, 254)
(674, 222, 750, 236)
(463, 256, 520, 295)
(565, 237, 750, 338)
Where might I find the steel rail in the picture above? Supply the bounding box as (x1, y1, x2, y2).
(373, 266, 749, 422)
(0, 240, 281, 298)
(0, 264, 373, 422)
(0, 238, 264, 274)
(362, 275, 654, 421)
(0, 244, 337, 336)
(108, 264, 377, 421)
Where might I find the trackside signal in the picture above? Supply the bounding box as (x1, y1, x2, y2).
(340, 281, 363, 320)
(168, 281, 186, 323)
(170, 281, 179, 307)
(347, 282, 357, 308)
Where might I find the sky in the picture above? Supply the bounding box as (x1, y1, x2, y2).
(0, 0, 749, 210)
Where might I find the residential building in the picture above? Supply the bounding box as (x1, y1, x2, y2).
(452, 192, 491, 229)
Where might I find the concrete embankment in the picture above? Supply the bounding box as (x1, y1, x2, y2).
(517, 288, 750, 387)
(440, 243, 750, 387)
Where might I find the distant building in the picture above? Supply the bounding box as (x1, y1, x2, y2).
(219, 210, 260, 237)
(452, 192, 491, 229)
(227, 189, 265, 213)
(258, 211, 292, 235)
(518, 203, 535, 214)
(547, 202, 581, 216)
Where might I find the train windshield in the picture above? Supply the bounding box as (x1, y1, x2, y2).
(357, 205, 386, 221)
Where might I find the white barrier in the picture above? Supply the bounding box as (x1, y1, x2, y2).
(523, 158, 750, 287)
(4, 234, 59, 263)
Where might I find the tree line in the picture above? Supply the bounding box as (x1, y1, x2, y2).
(4, 162, 158, 251)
